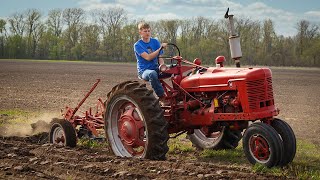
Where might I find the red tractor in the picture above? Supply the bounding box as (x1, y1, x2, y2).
(49, 9, 296, 168)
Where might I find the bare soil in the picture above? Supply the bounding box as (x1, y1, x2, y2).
(0, 60, 319, 179)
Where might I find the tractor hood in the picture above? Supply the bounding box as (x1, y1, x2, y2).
(180, 67, 272, 92)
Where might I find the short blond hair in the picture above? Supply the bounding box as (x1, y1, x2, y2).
(138, 22, 150, 30)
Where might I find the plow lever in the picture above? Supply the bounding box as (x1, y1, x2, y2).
(70, 79, 101, 119)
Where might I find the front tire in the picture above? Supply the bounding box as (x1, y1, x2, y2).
(104, 81, 169, 160)
(243, 122, 284, 167)
(271, 118, 296, 166)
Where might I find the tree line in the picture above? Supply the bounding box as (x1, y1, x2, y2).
(0, 7, 319, 67)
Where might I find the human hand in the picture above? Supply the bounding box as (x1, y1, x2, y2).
(161, 43, 168, 49)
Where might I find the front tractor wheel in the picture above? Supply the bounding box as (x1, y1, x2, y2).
(243, 122, 284, 168)
(187, 126, 242, 150)
(104, 81, 169, 160)
(49, 118, 77, 147)
(271, 118, 296, 166)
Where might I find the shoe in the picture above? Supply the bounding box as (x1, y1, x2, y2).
(159, 96, 170, 106)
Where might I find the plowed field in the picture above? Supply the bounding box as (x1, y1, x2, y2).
(0, 60, 319, 179)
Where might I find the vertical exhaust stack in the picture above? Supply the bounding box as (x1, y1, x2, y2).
(225, 8, 242, 67)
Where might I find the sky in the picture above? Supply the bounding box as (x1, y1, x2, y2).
(1, 0, 320, 37)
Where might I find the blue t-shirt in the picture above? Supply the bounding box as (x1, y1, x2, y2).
(134, 38, 163, 76)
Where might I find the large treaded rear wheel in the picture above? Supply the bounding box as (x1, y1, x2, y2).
(104, 81, 169, 160)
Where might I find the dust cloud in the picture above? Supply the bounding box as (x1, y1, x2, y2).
(0, 113, 59, 137)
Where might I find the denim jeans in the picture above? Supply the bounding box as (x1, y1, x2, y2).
(141, 69, 164, 97)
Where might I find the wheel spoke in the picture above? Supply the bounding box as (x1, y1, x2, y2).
(135, 119, 144, 130)
(251, 136, 260, 158)
(135, 138, 145, 147)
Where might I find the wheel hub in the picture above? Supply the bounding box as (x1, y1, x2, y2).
(250, 135, 270, 161)
(118, 107, 144, 148)
(53, 127, 65, 145)
(119, 116, 136, 145)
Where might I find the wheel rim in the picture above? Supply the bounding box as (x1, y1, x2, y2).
(52, 125, 66, 146)
(107, 96, 147, 157)
(249, 134, 271, 163)
(193, 126, 224, 145)
(200, 126, 223, 138)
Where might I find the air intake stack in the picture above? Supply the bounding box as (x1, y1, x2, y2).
(225, 8, 242, 67)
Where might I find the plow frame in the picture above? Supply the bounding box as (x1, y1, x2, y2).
(62, 79, 105, 137)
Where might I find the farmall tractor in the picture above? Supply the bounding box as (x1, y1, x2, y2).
(49, 9, 296, 168)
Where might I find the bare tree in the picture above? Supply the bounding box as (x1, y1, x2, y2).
(47, 9, 63, 37)
(97, 7, 127, 60)
(98, 7, 127, 37)
(192, 16, 209, 41)
(296, 20, 319, 56)
(0, 19, 7, 35)
(62, 8, 86, 59)
(236, 18, 261, 65)
(157, 20, 179, 44)
(25, 9, 43, 58)
(8, 12, 26, 36)
(7, 12, 28, 58)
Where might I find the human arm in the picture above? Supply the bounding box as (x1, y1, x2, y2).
(140, 43, 167, 61)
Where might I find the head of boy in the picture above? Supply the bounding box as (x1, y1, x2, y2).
(138, 22, 151, 40)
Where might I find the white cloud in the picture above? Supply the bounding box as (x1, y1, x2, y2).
(145, 5, 160, 12)
(76, 0, 318, 36)
(135, 12, 182, 21)
(305, 10, 320, 21)
(115, 0, 169, 6)
(116, 0, 147, 6)
(219, 0, 242, 9)
(228, 2, 299, 36)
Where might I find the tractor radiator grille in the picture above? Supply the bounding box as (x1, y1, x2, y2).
(246, 77, 274, 109)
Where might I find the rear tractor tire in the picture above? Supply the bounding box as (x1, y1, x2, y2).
(187, 126, 242, 150)
(242, 122, 284, 168)
(49, 118, 77, 147)
(104, 81, 169, 160)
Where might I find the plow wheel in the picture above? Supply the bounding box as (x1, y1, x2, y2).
(49, 118, 77, 147)
(104, 81, 169, 160)
(188, 126, 242, 150)
(271, 118, 296, 166)
(243, 122, 284, 167)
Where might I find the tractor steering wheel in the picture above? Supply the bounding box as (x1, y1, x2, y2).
(160, 43, 180, 58)
(159, 43, 181, 66)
